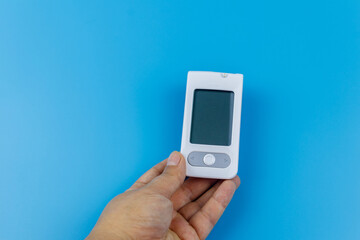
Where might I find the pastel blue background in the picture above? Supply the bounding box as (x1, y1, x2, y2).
(1, 0, 359, 239)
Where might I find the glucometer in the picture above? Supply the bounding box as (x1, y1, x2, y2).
(180, 71, 243, 179)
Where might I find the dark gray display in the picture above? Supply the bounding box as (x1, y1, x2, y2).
(190, 89, 234, 146)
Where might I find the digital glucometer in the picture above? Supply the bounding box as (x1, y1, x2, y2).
(180, 71, 243, 179)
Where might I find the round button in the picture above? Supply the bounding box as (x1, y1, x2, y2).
(203, 154, 216, 166)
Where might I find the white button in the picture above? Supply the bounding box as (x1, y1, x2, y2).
(203, 154, 216, 166)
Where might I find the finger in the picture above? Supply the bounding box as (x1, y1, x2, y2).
(180, 176, 239, 220)
(128, 159, 167, 191)
(178, 180, 222, 220)
(171, 177, 217, 211)
(145, 151, 186, 198)
(169, 211, 199, 240)
(189, 176, 240, 240)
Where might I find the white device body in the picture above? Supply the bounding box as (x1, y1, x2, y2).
(180, 71, 243, 179)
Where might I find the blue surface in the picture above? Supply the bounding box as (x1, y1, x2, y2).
(1, 1, 359, 239)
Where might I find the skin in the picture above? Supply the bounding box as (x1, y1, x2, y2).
(86, 151, 240, 240)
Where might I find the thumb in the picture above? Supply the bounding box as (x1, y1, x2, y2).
(145, 151, 186, 198)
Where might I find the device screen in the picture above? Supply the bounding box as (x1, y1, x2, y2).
(190, 89, 234, 146)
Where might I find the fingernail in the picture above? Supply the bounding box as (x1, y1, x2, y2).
(167, 152, 181, 166)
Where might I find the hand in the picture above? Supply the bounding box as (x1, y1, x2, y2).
(86, 151, 240, 240)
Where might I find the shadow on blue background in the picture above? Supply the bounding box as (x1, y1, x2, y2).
(1, 0, 360, 239)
